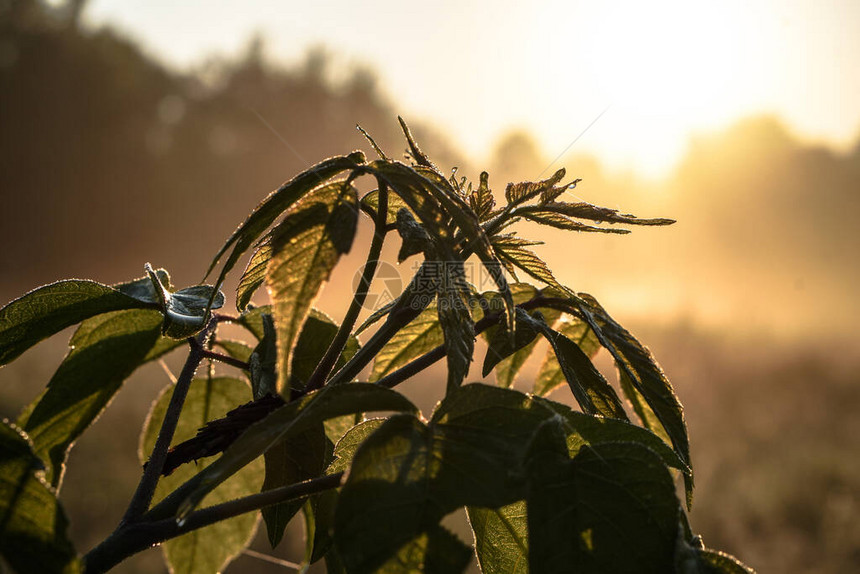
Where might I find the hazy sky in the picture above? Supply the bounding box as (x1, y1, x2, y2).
(82, 0, 860, 176)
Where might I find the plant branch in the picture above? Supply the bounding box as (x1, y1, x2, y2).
(304, 184, 389, 394)
(121, 321, 214, 524)
(200, 349, 250, 370)
(83, 473, 344, 574)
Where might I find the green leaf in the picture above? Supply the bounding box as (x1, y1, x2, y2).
(435, 259, 475, 393)
(369, 305, 443, 382)
(289, 309, 360, 392)
(374, 524, 472, 574)
(525, 313, 627, 420)
(480, 283, 563, 389)
(214, 339, 255, 364)
(398, 116, 436, 169)
(520, 210, 631, 234)
(236, 305, 273, 340)
(360, 188, 412, 227)
(336, 385, 560, 572)
(0, 420, 80, 574)
(141, 377, 263, 574)
(18, 309, 170, 487)
(0, 278, 154, 366)
(178, 384, 416, 517)
(248, 313, 277, 400)
(266, 181, 359, 395)
(526, 438, 680, 574)
(535, 397, 689, 476)
(504, 169, 567, 206)
(395, 208, 433, 262)
(693, 549, 756, 574)
(302, 419, 387, 564)
(236, 236, 272, 312)
(303, 485, 339, 564)
(469, 171, 496, 222)
(468, 501, 528, 574)
(261, 424, 327, 547)
(527, 201, 676, 227)
(144, 264, 225, 339)
(534, 316, 600, 397)
(576, 293, 692, 499)
(327, 419, 387, 476)
(204, 152, 366, 294)
(492, 239, 559, 288)
(482, 307, 542, 378)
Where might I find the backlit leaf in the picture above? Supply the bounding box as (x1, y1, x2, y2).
(530, 201, 676, 227)
(526, 435, 679, 574)
(535, 397, 689, 475)
(534, 316, 600, 397)
(492, 240, 558, 288)
(524, 313, 627, 419)
(236, 236, 272, 312)
(374, 524, 472, 574)
(469, 171, 496, 222)
(480, 283, 562, 388)
(248, 313, 277, 399)
(236, 305, 273, 341)
(395, 208, 433, 262)
(336, 385, 558, 572)
(141, 377, 263, 574)
(266, 181, 359, 395)
(360, 188, 411, 226)
(204, 152, 366, 296)
(18, 309, 171, 487)
(504, 169, 566, 206)
(369, 305, 443, 382)
(0, 421, 80, 574)
(289, 309, 360, 392)
(468, 501, 528, 574)
(261, 424, 327, 548)
(521, 210, 630, 234)
(0, 276, 158, 366)
(435, 259, 474, 392)
(576, 293, 692, 499)
(482, 308, 542, 377)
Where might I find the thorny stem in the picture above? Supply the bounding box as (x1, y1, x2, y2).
(83, 473, 344, 574)
(200, 349, 250, 371)
(120, 320, 215, 525)
(304, 184, 390, 394)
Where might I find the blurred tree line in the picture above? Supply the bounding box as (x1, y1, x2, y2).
(0, 0, 463, 296)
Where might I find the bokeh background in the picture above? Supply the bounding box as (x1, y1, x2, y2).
(1, 0, 859, 572)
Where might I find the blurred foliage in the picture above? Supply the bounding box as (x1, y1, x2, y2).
(0, 0, 463, 294)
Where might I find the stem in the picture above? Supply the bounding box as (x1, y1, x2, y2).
(200, 349, 250, 371)
(84, 473, 344, 574)
(121, 322, 213, 524)
(304, 184, 389, 393)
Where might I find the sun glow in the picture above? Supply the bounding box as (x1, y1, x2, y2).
(565, 0, 753, 175)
